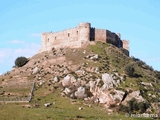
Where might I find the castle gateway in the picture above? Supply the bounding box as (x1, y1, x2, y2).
(39, 22, 129, 53)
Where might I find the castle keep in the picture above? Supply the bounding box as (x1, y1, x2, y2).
(39, 22, 129, 53)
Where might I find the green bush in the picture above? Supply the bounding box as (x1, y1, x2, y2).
(119, 98, 150, 113)
(124, 65, 135, 77)
(15, 57, 28, 67)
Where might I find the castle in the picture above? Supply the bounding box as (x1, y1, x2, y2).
(39, 22, 129, 53)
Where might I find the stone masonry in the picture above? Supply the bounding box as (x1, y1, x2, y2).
(39, 22, 129, 53)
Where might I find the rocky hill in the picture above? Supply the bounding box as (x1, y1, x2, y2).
(0, 41, 160, 119)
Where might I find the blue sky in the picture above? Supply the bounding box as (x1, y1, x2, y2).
(0, 0, 160, 74)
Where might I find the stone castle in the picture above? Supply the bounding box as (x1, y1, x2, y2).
(39, 22, 129, 53)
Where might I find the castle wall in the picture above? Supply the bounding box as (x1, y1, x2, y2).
(39, 22, 128, 53)
(93, 28, 107, 42)
(122, 40, 129, 51)
(39, 22, 91, 53)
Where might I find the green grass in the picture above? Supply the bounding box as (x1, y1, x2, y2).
(0, 88, 151, 120)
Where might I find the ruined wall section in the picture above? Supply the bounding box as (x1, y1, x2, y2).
(122, 40, 129, 51)
(39, 27, 80, 52)
(90, 28, 106, 43)
(90, 28, 123, 48)
(39, 22, 129, 53)
(39, 22, 91, 53)
(106, 30, 122, 47)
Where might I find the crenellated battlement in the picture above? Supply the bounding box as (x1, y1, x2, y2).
(39, 22, 129, 53)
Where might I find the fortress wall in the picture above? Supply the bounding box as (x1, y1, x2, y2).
(39, 22, 128, 53)
(106, 30, 122, 47)
(40, 27, 81, 52)
(94, 28, 107, 43)
(122, 40, 129, 51)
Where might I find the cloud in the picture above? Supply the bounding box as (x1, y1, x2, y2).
(0, 43, 40, 72)
(10, 40, 24, 44)
(31, 33, 41, 37)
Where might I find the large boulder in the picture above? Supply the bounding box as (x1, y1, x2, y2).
(102, 73, 114, 89)
(75, 86, 86, 99)
(110, 90, 125, 104)
(122, 90, 145, 104)
(32, 67, 39, 74)
(62, 75, 71, 87)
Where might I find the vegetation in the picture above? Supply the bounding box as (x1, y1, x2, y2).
(119, 98, 150, 114)
(0, 41, 159, 119)
(124, 65, 135, 77)
(15, 56, 28, 67)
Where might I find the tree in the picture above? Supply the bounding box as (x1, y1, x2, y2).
(15, 57, 28, 67)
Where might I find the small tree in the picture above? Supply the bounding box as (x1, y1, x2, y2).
(124, 65, 135, 77)
(15, 56, 28, 67)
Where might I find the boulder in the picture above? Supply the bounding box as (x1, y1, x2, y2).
(32, 67, 39, 74)
(141, 82, 152, 87)
(53, 76, 59, 83)
(63, 88, 71, 95)
(123, 90, 145, 104)
(62, 75, 71, 87)
(102, 73, 114, 89)
(110, 90, 125, 103)
(75, 86, 86, 99)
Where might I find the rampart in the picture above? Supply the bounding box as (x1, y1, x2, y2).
(39, 22, 129, 53)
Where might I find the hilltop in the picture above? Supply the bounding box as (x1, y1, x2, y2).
(0, 41, 160, 119)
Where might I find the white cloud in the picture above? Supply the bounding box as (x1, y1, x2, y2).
(0, 43, 41, 73)
(31, 33, 41, 37)
(10, 40, 24, 44)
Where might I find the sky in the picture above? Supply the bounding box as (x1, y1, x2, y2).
(0, 0, 160, 74)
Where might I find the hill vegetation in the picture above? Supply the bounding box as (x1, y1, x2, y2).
(0, 41, 159, 119)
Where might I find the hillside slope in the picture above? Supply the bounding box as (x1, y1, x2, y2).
(0, 41, 160, 119)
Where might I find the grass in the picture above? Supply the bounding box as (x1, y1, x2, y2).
(0, 88, 152, 120)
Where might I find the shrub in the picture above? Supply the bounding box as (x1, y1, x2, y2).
(124, 65, 135, 77)
(15, 57, 28, 67)
(119, 98, 150, 113)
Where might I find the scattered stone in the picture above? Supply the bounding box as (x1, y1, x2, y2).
(22, 104, 32, 108)
(141, 82, 152, 87)
(44, 103, 52, 107)
(39, 81, 45, 86)
(78, 107, 83, 110)
(63, 88, 71, 95)
(53, 76, 59, 83)
(32, 67, 39, 74)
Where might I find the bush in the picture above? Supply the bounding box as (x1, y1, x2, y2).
(124, 65, 135, 77)
(15, 57, 28, 67)
(119, 98, 150, 113)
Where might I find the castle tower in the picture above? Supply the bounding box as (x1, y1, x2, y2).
(39, 33, 48, 53)
(122, 40, 129, 51)
(78, 22, 91, 46)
